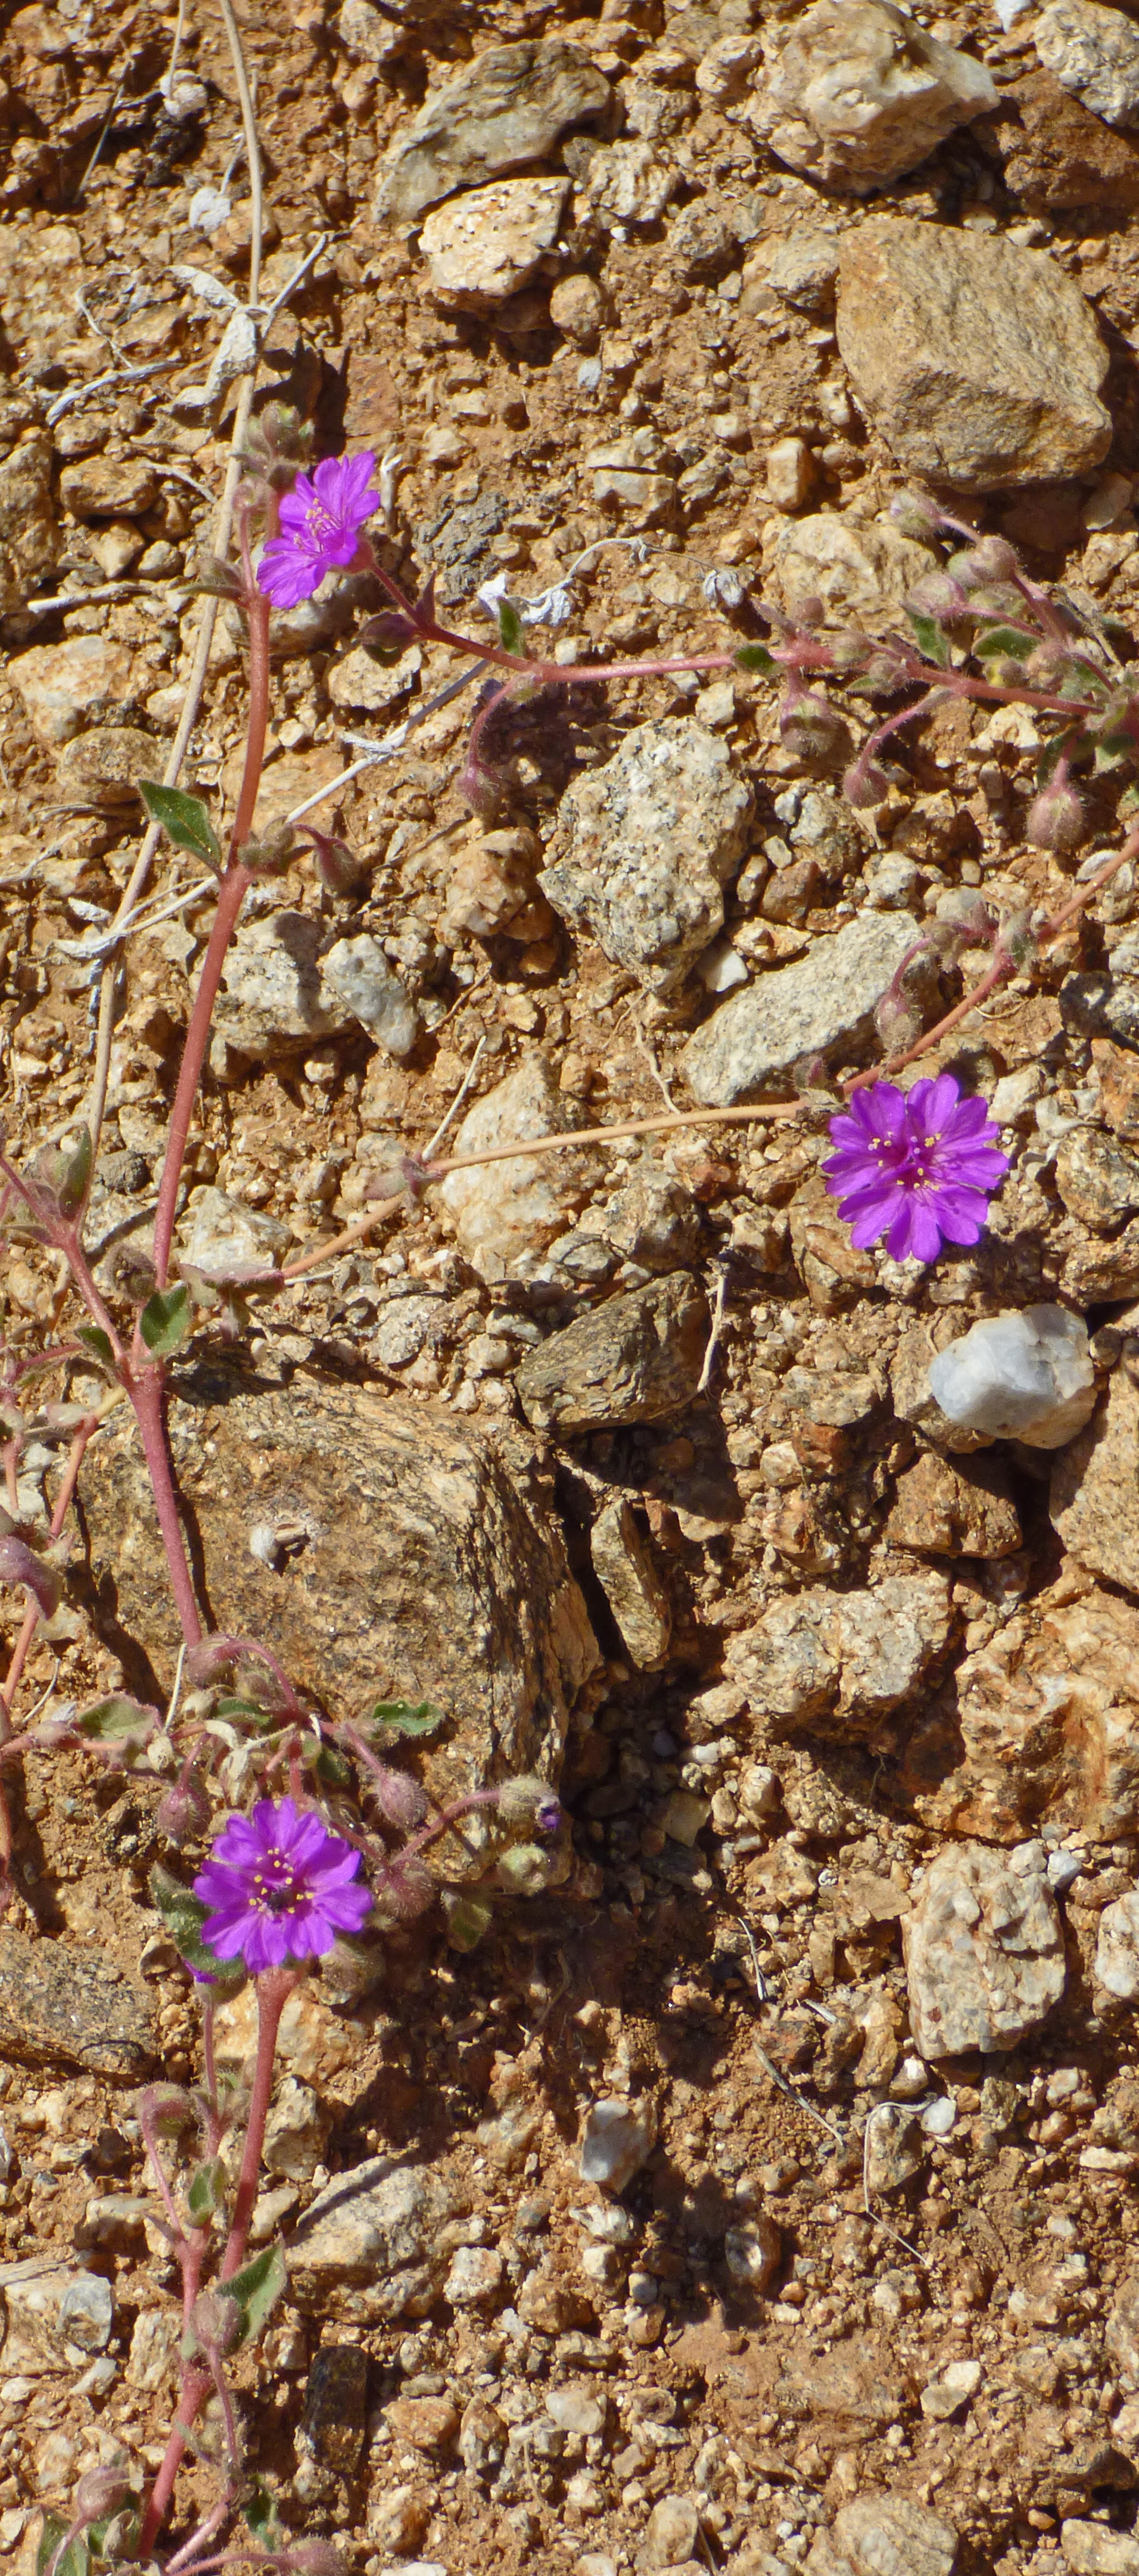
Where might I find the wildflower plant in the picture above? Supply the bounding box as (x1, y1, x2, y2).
(8, 143, 1139, 2576)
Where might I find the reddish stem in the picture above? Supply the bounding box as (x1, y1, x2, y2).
(138, 1967, 297, 2556)
(127, 1368, 203, 1648)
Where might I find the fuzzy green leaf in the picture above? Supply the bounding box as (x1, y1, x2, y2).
(76, 1693, 159, 1746)
(974, 625, 1034, 661)
(243, 2485, 285, 2552)
(364, 1697, 444, 1740)
(733, 643, 775, 673)
(149, 1863, 244, 1987)
(139, 1283, 192, 1357)
(76, 1325, 116, 1373)
(38, 2519, 86, 2576)
(496, 598, 525, 655)
(186, 2157, 228, 2222)
(904, 607, 950, 668)
(138, 781, 222, 870)
(226, 2241, 287, 2345)
(441, 1886, 494, 1952)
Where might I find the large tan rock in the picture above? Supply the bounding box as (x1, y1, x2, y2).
(836, 219, 1111, 490)
(79, 1374, 599, 1824)
(0, 430, 58, 612)
(903, 1843, 1065, 2058)
(374, 39, 609, 223)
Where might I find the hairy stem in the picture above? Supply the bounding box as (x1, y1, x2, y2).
(127, 1369, 203, 1648)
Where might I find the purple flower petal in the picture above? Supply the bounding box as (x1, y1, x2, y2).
(192, 1794, 372, 1974)
(824, 1074, 1007, 1268)
(256, 450, 379, 608)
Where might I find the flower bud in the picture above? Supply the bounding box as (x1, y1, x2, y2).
(842, 757, 890, 811)
(889, 490, 944, 541)
(238, 816, 297, 879)
(494, 1842, 551, 1895)
(372, 1858, 435, 1922)
(905, 571, 966, 621)
(297, 825, 367, 894)
(1025, 779, 1087, 854)
(285, 2547, 349, 2576)
(190, 2288, 241, 2356)
(157, 1766, 211, 1844)
(74, 2466, 132, 2523)
(947, 536, 1019, 589)
(457, 746, 503, 818)
(494, 1774, 557, 1828)
(1000, 907, 1038, 970)
(777, 689, 847, 759)
(368, 1764, 427, 1832)
(186, 1638, 239, 1690)
(874, 990, 919, 1052)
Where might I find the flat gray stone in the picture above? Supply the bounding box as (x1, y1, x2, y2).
(0, 1929, 155, 2078)
(903, 1843, 1065, 2059)
(681, 908, 919, 1103)
(290, 2157, 462, 2318)
(374, 39, 610, 224)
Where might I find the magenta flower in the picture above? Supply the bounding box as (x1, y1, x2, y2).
(192, 1795, 371, 1973)
(256, 451, 379, 609)
(823, 1074, 1009, 1265)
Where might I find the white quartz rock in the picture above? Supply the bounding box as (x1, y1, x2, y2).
(927, 1305, 1097, 1449)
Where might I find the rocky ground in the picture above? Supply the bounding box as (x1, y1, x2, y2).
(11, 2, 1139, 2575)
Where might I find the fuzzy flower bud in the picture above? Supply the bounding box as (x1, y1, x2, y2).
(157, 1765, 211, 1846)
(366, 1763, 427, 1833)
(947, 537, 1019, 589)
(74, 2467, 132, 2524)
(842, 757, 890, 811)
(284, 2548, 350, 2576)
(190, 2288, 241, 2356)
(494, 1774, 560, 1830)
(889, 489, 945, 540)
(1025, 779, 1087, 854)
(238, 816, 297, 879)
(777, 689, 847, 759)
(372, 1857, 435, 1922)
(457, 744, 503, 818)
(494, 1843, 552, 1894)
(873, 990, 920, 1053)
(906, 571, 966, 621)
(297, 825, 367, 894)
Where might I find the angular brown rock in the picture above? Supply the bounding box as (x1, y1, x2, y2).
(515, 1272, 709, 1435)
(78, 1373, 599, 1819)
(1050, 1367, 1139, 1598)
(836, 219, 1111, 490)
(885, 1449, 1022, 1559)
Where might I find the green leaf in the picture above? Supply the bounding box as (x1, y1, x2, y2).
(904, 607, 950, 668)
(440, 1886, 494, 1952)
(496, 597, 525, 655)
(226, 2241, 287, 2345)
(974, 625, 1034, 661)
(306, 1738, 352, 1785)
(140, 1283, 192, 1358)
(76, 1325, 116, 1373)
(139, 781, 222, 870)
(243, 2485, 285, 2552)
(365, 1697, 444, 1740)
(76, 1693, 159, 1747)
(186, 2157, 228, 2222)
(38, 2519, 87, 2576)
(733, 642, 775, 674)
(149, 1862, 245, 1987)
(1093, 727, 1136, 773)
(54, 1127, 92, 1218)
